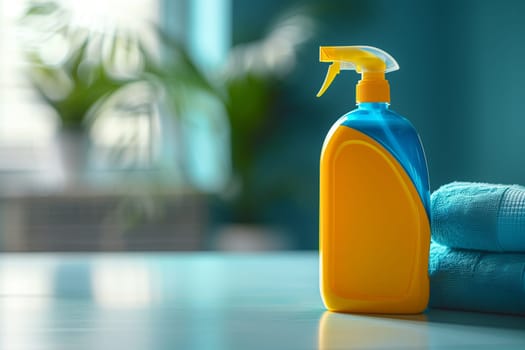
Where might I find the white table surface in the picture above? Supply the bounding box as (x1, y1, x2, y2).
(0, 252, 523, 349)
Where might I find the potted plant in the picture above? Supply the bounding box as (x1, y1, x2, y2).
(19, 1, 216, 187)
(13, 2, 219, 251)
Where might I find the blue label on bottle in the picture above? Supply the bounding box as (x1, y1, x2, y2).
(341, 103, 431, 218)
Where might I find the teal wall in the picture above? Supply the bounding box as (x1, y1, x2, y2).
(232, 0, 525, 248)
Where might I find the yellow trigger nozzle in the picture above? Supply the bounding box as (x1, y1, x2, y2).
(317, 62, 341, 97)
(316, 46, 399, 103)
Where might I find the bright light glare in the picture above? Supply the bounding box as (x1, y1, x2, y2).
(66, 0, 157, 33)
(92, 263, 153, 309)
(0, 264, 52, 350)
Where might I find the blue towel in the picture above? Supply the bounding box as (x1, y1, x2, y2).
(431, 182, 525, 252)
(429, 242, 525, 315)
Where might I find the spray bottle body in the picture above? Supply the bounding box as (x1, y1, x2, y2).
(319, 102, 430, 313)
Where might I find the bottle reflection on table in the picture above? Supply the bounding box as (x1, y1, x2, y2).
(317, 311, 428, 350)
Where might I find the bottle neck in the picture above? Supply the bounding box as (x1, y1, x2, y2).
(357, 102, 389, 110)
(356, 72, 390, 103)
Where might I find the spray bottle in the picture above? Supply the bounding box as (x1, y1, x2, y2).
(317, 46, 430, 313)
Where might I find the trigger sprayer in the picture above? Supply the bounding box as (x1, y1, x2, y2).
(316, 46, 399, 103)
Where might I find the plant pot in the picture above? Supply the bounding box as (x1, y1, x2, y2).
(56, 128, 90, 187)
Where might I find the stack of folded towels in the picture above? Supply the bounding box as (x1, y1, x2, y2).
(429, 182, 525, 315)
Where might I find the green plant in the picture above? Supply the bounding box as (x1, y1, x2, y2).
(20, 1, 216, 131)
(218, 7, 314, 223)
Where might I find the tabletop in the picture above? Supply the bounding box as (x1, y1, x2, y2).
(0, 252, 524, 350)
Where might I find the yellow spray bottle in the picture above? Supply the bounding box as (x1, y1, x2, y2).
(317, 46, 430, 313)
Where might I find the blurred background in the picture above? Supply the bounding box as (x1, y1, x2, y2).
(0, 0, 524, 252)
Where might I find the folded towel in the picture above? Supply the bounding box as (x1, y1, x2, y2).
(431, 182, 525, 252)
(429, 242, 525, 315)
